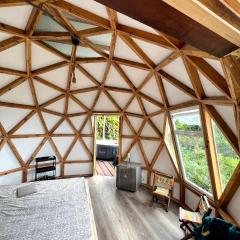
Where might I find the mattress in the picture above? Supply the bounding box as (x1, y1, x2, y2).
(0, 178, 98, 240)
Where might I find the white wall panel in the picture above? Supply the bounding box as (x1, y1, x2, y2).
(0, 5, 32, 29)
(227, 186, 240, 224)
(0, 107, 30, 132)
(0, 145, 20, 171)
(153, 146, 177, 177)
(64, 163, 93, 175)
(185, 189, 200, 210)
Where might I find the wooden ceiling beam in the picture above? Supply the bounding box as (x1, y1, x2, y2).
(220, 0, 240, 18)
(25, 7, 42, 36)
(117, 24, 176, 50)
(0, 36, 25, 53)
(198, 0, 240, 31)
(187, 56, 231, 98)
(0, 0, 29, 7)
(163, 0, 240, 47)
(158, 70, 197, 99)
(94, 0, 238, 57)
(119, 34, 155, 69)
(0, 22, 26, 38)
(49, 1, 110, 29)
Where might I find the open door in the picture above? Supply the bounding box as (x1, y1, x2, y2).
(93, 114, 120, 176)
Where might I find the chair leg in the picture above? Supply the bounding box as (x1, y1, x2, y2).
(166, 197, 170, 212)
(181, 232, 194, 240)
(150, 195, 155, 207)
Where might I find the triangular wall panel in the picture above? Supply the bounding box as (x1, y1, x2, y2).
(80, 62, 107, 83)
(120, 65, 149, 88)
(74, 90, 98, 109)
(66, 140, 90, 160)
(214, 105, 237, 136)
(126, 97, 142, 114)
(42, 112, 62, 131)
(45, 98, 65, 114)
(15, 114, 45, 134)
(12, 138, 44, 162)
(0, 43, 26, 71)
(69, 115, 88, 131)
(141, 140, 160, 164)
(0, 107, 31, 132)
(0, 73, 18, 89)
(38, 66, 69, 89)
(108, 91, 132, 110)
(94, 92, 117, 112)
(133, 38, 173, 65)
(163, 79, 193, 105)
(153, 146, 178, 177)
(31, 42, 63, 71)
(0, 144, 20, 171)
(0, 5, 32, 30)
(140, 76, 163, 102)
(162, 57, 194, 89)
(114, 36, 144, 63)
(52, 137, 75, 157)
(105, 65, 130, 88)
(0, 81, 34, 105)
(198, 71, 224, 97)
(54, 120, 74, 134)
(34, 80, 61, 104)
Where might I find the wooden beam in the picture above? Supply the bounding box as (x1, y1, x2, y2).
(187, 56, 231, 97)
(94, 0, 238, 57)
(49, 1, 110, 29)
(163, 0, 240, 47)
(205, 105, 239, 155)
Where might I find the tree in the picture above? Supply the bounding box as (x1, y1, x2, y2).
(96, 115, 120, 141)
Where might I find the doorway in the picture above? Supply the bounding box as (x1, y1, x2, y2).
(93, 114, 120, 176)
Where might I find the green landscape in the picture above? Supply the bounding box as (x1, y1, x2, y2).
(175, 118, 239, 192)
(96, 115, 120, 141)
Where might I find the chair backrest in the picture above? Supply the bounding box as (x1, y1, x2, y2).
(153, 173, 174, 190)
(197, 195, 212, 218)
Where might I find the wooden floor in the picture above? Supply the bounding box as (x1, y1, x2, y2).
(96, 160, 116, 176)
(88, 176, 184, 240)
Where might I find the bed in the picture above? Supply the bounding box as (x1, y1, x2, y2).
(0, 178, 98, 240)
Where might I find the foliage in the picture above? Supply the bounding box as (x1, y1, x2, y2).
(177, 135, 212, 192)
(96, 115, 119, 141)
(175, 119, 201, 131)
(212, 122, 239, 190)
(173, 117, 239, 193)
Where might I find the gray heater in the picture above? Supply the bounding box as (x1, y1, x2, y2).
(116, 162, 141, 192)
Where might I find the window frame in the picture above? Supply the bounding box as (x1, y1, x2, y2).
(171, 108, 213, 196)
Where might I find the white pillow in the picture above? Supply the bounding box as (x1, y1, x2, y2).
(17, 184, 37, 198)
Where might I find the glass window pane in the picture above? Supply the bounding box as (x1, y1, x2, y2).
(177, 135, 212, 192)
(172, 109, 212, 193)
(63, 12, 97, 31)
(212, 121, 240, 190)
(44, 41, 72, 56)
(165, 118, 178, 171)
(36, 14, 67, 32)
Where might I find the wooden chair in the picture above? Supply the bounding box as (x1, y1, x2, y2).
(179, 194, 212, 240)
(151, 173, 174, 212)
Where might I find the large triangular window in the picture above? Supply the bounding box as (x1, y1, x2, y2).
(172, 107, 212, 193)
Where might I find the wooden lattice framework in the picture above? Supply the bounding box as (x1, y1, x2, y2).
(0, 0, 239, 223)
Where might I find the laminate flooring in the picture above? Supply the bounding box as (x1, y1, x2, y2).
(88, 176, 184, 240)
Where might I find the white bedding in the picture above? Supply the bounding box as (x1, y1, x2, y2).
(0, 178, 97, 240)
